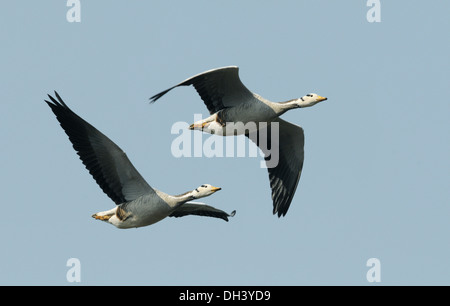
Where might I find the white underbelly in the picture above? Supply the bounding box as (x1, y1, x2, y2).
(204, 120, 264, 136)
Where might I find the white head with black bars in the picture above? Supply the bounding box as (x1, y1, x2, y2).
(297, 93, 327, 108)
(192, 184, 222, 199)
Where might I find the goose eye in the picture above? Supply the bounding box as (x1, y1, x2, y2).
(201, 185, 206, 188)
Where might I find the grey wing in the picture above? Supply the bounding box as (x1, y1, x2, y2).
(45, 92, 155, 204)
(150, 66, 254, 114)
(246, 118, 304, 217)
(169, 202, 236, 222)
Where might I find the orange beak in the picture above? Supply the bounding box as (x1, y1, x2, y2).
(316, 95, 327, 102)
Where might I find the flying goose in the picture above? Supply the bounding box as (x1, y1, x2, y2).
(150, 66, 327, 217)
(45, 92, 235, 229)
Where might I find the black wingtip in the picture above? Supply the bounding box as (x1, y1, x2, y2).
(149, 91, 162, 103)
(149, 92, 163, 104)
(54, 90, 62, 102)
(45, 91, 72, 110)
(149, 86, 178, 104)
(223, 210, 236, 222)
(273, 206, 288, 218)
(47, 93, 58, 105)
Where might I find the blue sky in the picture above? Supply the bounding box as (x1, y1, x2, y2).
(1, 1, 449, 285)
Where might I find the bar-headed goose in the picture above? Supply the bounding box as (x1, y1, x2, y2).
(45, 92, 235, 229)
(150, 66, 327, 217)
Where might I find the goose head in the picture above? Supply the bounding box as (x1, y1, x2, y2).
(192, 184, 222, 199)
(297, 93, 327, 108)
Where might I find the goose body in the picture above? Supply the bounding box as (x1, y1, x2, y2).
(45, 92, 235, 229)
(150, 66, 327, 217)
(193, 94, 278, 136)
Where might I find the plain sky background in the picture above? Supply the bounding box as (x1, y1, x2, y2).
(1, 1, 449, 285)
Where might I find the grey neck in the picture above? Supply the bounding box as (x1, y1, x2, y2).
(271, 99, 301, 116)
(173, 190, 196, 205)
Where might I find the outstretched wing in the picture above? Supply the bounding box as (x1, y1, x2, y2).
(150, 66, 254, 114)
(246, 118, 305, 217)
(169, 202, 236, 222)
(45, 92, 155, 204)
